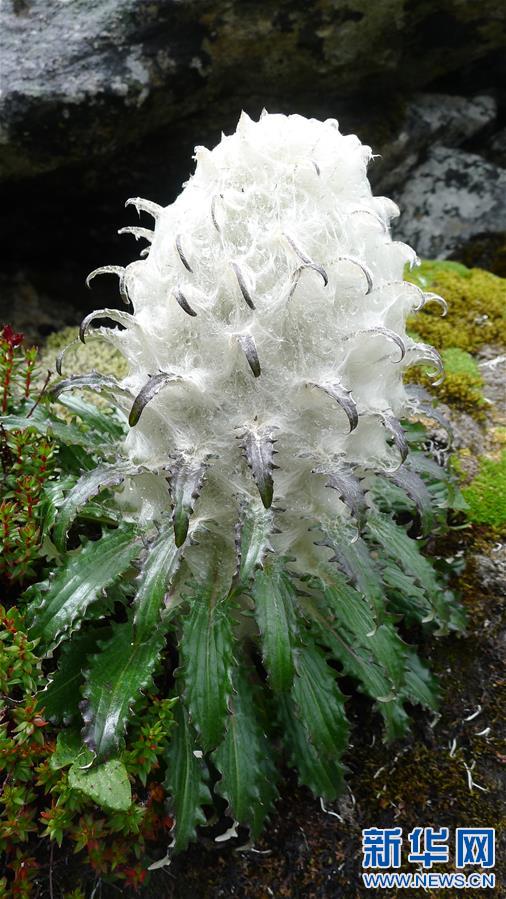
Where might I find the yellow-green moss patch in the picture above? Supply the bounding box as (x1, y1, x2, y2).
(39, 326, 128, 380)
(405, 346, 486, 418)
(462, 451, 506, 533)
(406, 262, 506, 353)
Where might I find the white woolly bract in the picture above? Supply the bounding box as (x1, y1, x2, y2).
(83, 111, 441, 578)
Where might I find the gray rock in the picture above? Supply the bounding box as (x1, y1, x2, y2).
(474, 546, 506, 597)
(490, 128, 506, 166)
(0, 272, 81, 343)
(373, 93, 497, 193)
(392, 145, 506, 259)
(1, 0, 505, 181)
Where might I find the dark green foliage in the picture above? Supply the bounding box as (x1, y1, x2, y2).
(2, 354, 467, 861)
(213, 666, 278, 836)
(26, 526, 141, 650)
(81, 622, 167, 758)
(180, 590, 235, 751)
(164, 704, 212, 852)
(253, 561, 297, 691)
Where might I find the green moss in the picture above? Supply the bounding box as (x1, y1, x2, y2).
(462, 451, 506, 532)
(408, 259, 472, 288)
(442, 347, 480, 378)
(406, 262, 506, 353)
(40, 326, 128, 380)
(405, 346, 486, 418)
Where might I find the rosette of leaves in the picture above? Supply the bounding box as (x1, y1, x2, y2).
(20, 113, 465, 854)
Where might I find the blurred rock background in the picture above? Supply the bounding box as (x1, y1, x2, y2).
(0, 0, 505, 340)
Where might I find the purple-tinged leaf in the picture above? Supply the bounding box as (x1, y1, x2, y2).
(315, 465, 367, 528)
(231, 262, 255, 309)
(85, 266, 130, 304)
(129, 371, 181, 427)
(284, 233, 328, 286)
(353, 327, 405, 361)
(381, 414, 409, 464)
(79, 308, 135, 344)
(382, 464, 434, 535)
(53, 460, 144, 550)
(50, 371, 124, 400)
(173, 289, 197, 317)
(239, 427, 277, 508)
(309, 381, 358, 432)
(237, 334, 261, 377)
(336, 255, 373, 293)
(175, 234, 193, 272)
(415, 292, 448, 316)
(165, 454, 208, 547)
(125, 196, 162, 221)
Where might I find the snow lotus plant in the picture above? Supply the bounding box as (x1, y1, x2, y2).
(24, 112, 464, 851)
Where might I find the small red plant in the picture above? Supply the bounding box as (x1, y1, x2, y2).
(0, 326, 54, 587)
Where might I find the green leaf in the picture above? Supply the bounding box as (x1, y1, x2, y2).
(42, 628, 108, 722)
(53, 461, 144, 550)
(133, 528, 181, 642)
(180, 591, 235, 751)
(317, 615, 409, 740)
(401, 651, 439, 711)
(322, 572, 406, 690)
(325, 532, 386, 619)
(56, 444, 99, 476)
(39, 475, 76, 534)
(236, 502, 273, 585)
(82, 621, 166, 758)
(164, 703, 211, 852)
(380, 699, 411, 742)
(26, 526, 140, 650)
(381, 466, 434, 535)
(277, 692, 345, 800)
(366, 513, 451, 630)
(253, 562, 297, 691)
(0, 409, 94, 447)
(68, 758, 132, 811)
(291, 643, 348, 758)
(315, 622, 393, 702)
(56, 394, 126, 441)
(381, 562, 433, 622)
(50, 728, 94, 770)
(213, 666, 277, 836)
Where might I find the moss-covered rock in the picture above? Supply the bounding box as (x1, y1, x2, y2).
(407, 261, 506, 352)
(1, 0, 505, 182)
(40, 326, 128, 380)
(462, 451, 506, 534)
